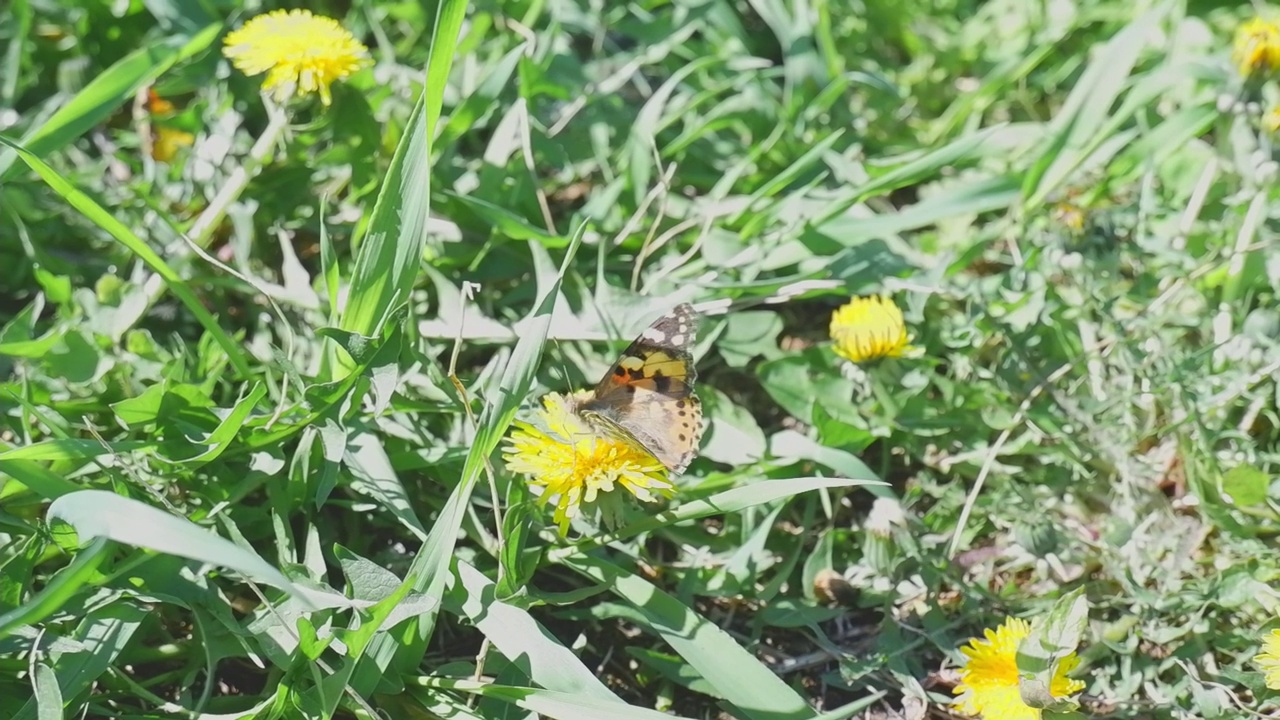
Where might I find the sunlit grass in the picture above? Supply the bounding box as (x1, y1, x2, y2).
(1, 2, 1280, 719)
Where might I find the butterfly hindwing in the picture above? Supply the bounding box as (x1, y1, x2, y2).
(577, 303, 702, 474)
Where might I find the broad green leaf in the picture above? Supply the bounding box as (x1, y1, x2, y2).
(447, 561, 622, 702)
(562, 554, 817, 720)
(1018, 589, 1088, 712)
(1222, 464, 1270, 507)
(45, 491, 340, 610)
(33, 662, 61, 720)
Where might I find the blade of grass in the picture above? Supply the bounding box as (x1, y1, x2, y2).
(408, 678, 699, 720)
(340, 228, 583, 704)
(1021, 7, 1163, 209)
(812, 125, 1019, 229)
(14, 602, 147, 720)
(336, 0, 467, 365)
(0, 137, 253, 378)
(446, 561, 623, 702)
(0, 455, 81, 501)
(0, 25, 221, 179)
(46, 490, 340, 610)
(0, 439, 153, 462)
(0, 537, 111, 640)
(562, 553, 819, 720)
(0, 0, 33, 107)
(554, 476, 884, 559)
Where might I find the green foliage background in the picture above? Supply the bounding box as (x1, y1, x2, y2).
(2, 0, 1280, 718)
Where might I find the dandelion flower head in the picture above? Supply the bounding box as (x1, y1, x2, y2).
(829, 295, 915, 363)
(1233, 17, 1280, 77)
(953, 617, 1086, 720)
(503, 392, 674, 534)
(1254, 628, 1280, 690)
(223, 9, 371, 105)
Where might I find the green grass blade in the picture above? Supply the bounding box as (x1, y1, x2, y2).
(343, 228, 583, 694)
(409, 679, 700, 720)
(0, 455, 84, 500)
(447, 561, 622, 702)
(0, 137, 253, 377)
(0, 24, 220, 179)
(337, 0, 467, 356)
(812, 125, 1017, 228)
(33, 661, 62, 720)
(0, 439, 153, 462)
(14, 603, 147, 720)
(560, 476, 884, 557)
(1021, 7, 1163, 208)
(0, 537, 110, 641)
(1, 0, 33, 106)
(563, 554, 819, 720)
(817, 175, 1021, 243)
(46, 490, 335, 610)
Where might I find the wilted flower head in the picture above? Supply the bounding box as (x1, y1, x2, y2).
(503, 392, 674, 534)
(829, 295, 915, 363)
(1233, 17, 1280, 77)
(152, 127, 194, 162)
(223, 9, 371, 105)
(953, 617, 1086, 720)
(865, 497, 907, 539)
(1255, 628, 1280, 690)
(1265, 106, 1280, 133)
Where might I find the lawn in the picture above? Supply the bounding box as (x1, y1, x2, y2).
(2, 1, 1280, 718)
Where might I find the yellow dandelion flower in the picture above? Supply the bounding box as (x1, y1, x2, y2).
(503, 392, 675, 534)
(1233, 17, 1280, 77)
(222, 9, 371, 106)
(829, 295, 915, 363)
(953, 617, 1086, 720)
(1254, 629, 1280, 689)
(152, 127, 194, 162)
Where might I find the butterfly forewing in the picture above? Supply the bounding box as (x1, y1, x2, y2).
(577, 303, 703, 474)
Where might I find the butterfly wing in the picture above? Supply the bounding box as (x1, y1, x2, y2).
(578, 303, 703, 474)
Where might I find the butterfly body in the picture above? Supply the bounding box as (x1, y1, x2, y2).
(573, 303, 703, 474)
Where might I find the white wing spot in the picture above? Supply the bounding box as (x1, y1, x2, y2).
(641, 327, 667, 342)
(668, 333, 685, 346)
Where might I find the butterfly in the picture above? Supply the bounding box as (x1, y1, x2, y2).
(572, 303, 703, 474)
